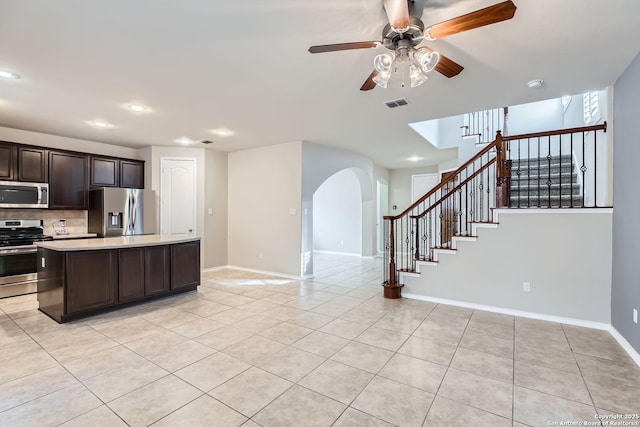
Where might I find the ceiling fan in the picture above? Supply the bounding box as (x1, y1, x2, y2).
(308, 0, 517, 90)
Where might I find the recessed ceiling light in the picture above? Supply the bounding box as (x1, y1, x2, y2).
(127, 104, 147, 112)
(88, 120, 113, 129)
(210, 128, 234, 137)
(527, 79, 543, 88)
(174, 136, 194, 145)
(0, 70, 20, 80)
(407, 156, 423, 162)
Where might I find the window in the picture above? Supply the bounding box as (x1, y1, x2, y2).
(583, 91, 600, 125)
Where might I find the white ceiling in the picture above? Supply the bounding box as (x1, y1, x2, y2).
(0, 0, 639, 169)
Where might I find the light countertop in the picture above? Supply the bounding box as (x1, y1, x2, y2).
(36, 234, 200, 251)
(51, 233, 98, 240)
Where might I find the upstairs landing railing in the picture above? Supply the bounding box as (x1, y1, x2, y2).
(382, 122, 608, 299)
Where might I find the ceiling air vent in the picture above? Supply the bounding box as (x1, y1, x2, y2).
(385, 98, 409, 109)
(200, 140, 214, 144)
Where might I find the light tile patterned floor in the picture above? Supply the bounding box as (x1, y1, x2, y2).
(0, 253, 639, 426)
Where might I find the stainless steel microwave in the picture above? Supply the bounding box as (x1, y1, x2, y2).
(0, 181, 49, 208)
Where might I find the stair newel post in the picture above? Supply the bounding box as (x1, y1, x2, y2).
(383, 215, 403, 299)
(495, 131, 512, 208)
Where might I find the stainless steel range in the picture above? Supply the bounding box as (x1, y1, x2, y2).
(0, 219, 53, 298)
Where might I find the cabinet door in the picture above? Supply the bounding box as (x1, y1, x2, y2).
(144, 245, 170, 296)
(0, 143, 17, 180)
(66, 250, 117, 314)
(18, 147, 48, 182)
(90, 156, 119, 187)
(49, 151, 89, 209)
(171, 241, 200, 291)
(118, 247, 145, 302)
(120, 160, 144, 189)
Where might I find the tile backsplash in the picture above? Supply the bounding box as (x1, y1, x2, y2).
(0, 209, 88, 236)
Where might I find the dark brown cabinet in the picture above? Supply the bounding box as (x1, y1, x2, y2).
(145, 245, 170, 296)
(118, 247, 145, 302)
(0, 143, 16, 180)
(171, 241, 201, 291)
(38, 239, 200, 323)
(120, 160, 144, 189)
(90, 156, 119, 187)
(18, 147, 48, 182)
(66, 250, 117, 314)
(48, 151, 89, 209)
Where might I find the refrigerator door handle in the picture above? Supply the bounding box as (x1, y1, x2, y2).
(130, 191, 137, 231)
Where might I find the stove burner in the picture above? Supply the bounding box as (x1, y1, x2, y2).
(0, 219, 53, 247)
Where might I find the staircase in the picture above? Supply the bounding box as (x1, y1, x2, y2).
(382, 123, 609, 299)
(509, 154, 583, 208)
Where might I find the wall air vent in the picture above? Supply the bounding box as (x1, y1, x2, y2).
(200, 140, 214, 144)
(385, 98, 409, 109)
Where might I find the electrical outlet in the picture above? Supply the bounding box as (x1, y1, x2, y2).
(258, 252, 263, 259)
(523, 282, 531, 292)
(634, 309, 638, 324)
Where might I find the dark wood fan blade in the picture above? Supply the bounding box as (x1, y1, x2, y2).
(308, 42, 380, 54)
(427, 0, 516, 39)
(360, 70, 379, 91)
(383, 0, 410, 30)
(435, 54, 464, 78)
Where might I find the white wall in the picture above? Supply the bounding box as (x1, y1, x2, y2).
(228, 142, 302, 276)
(0, 126, 140, 159)
(204, 149, 228, 268)
(313, 169, 362, 255)
(403, 211, 612, 323)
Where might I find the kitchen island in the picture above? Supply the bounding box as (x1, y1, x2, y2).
(36, 235, 200, 323)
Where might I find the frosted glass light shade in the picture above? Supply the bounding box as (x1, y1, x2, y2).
(373, 71, 391, 88)
(374, 53, 395, 73)
(413, 48, 440, 73)
(409, 64, 428, 88)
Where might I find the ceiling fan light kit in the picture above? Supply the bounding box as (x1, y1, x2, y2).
(308, 0, 517, 91)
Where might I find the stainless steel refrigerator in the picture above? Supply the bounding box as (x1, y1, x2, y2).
(88, 188, 157, 237)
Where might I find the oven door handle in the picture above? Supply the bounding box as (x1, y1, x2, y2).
(0, 245, 37, 255)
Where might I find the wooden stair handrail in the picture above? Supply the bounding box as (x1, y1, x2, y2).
(385, 137, 500, 221)
(410, 157, 497, 220)
(384, 121, 607, 222)
(502, 122, 607, 141)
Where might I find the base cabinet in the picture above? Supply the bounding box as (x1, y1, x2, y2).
(66, 250, 117, 314)
(118, 247, 145, 302)
(37, 240, 200, 323)
(145, 245, 170, 296)
(171, 241, 200, 290)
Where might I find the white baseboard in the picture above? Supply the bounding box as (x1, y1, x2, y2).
(608, 326, 640, 367)
(403, 293, 610, 330)
(202, 264, 308, 280)
(313, 250, 362, 257)
(403, 292, 640, 367)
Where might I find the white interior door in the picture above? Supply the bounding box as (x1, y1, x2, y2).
(161, 158, 196, 235)
(411, 173, 439, 203)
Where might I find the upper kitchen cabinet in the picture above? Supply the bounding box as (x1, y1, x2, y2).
(18, 147, 48, 183)
(119, 160, 144, 189)
(90, 156, 119, 187)
(48, 151, 89, 209)
(0, 142, 17, 180)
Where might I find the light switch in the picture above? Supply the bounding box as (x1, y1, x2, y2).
(207, 208, 213, 215)
(289, 208, 297, 215)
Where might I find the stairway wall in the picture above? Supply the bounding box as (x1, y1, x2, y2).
(403, 210, 612, 323)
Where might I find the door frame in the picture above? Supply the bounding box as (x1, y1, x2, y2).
(160, 157, 197, 235)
